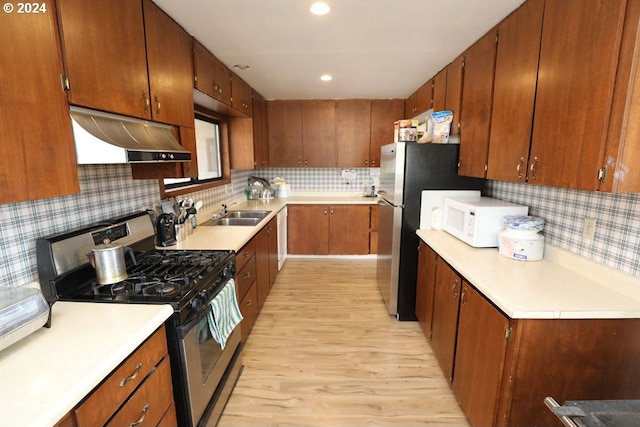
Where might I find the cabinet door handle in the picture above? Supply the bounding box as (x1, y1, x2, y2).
(516, 157, 524, 180)
(142, 91, 150, 114)
(451, 279, 459, 298)
(243, 252, 250, 259)
(323, 209, 327, 215)
(304, 159, 308, 166)
(365, 159, 368, 166)
(120, 362, 143, 387)
(457, 158, 462, 171)
(529, 156, 538, 180)
(130, 403, 149, 427)
(330, 209, 334, 215)
(461, 286, 468, 307)
(154, 95, 161, 117)
(371, 159, 376, 166)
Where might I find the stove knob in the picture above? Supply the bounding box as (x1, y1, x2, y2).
(199, 290, 210, 301)
(191, 298, 203, 311)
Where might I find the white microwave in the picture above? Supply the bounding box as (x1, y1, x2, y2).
(442, 197, 528, 247)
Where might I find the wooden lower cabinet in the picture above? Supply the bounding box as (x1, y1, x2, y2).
(415, 241, 437, 339)
(237, 219, 279, 341)
(288, 205, 370, 255)
(452, 283, 509, 427)
(429, 258, 461, 382)
(369, 204, 379, 254)
(418, 242, 640, 426)
(57, 325, 175, 427)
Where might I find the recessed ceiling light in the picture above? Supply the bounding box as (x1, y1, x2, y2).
(233, 64, 250, 71)
(310, 2, 330, 16)
(320, 74, 332, 81)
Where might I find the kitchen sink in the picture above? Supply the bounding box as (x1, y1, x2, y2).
(202, 210, 271, 226)
(224, 210, 271, 220)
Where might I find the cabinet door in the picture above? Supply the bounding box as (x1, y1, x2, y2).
(405, 91, 417, 118)
(416, 80, 433, 114)
(231, 74, 252, 116)
(267, 218, 279, 287)
(369, 204, 379, 254)
(432, 71, 447, 112)
(337, 100, 371, 167)
(415, 242, 438, 340)
(287, 205, 329, 255)
(57, 0, 150, 119)
(302, 100, 336, 167)
(193, 40, 217, 99)
(445, 56, 464, 136)
(143, 0, 194, 127)
(0, 0, 79, 204)
(529, 0, 627, 190)
(430, 259, 462, 382)
(253, 91, 268, 168)
(370, 99, 404, 167)
(487, 0, 544, 183)
(453, 283, 510, 427)
(329, 205, 370, 255)
(459, 28, 498, 178)
(267, 100, 303, 167)
(254, 230, 270, 311)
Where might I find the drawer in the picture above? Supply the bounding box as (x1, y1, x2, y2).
(236, 238, 256, 272)
(236, 254, 256, 301)
(239, 282, 258, 341)
(106, 356, 173, 427)
(75, 326, 168, 427)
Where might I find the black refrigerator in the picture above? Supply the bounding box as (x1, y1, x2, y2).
(376, 142, 485, 320)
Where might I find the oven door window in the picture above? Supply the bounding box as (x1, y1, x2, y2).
(195, 315, 224, 382)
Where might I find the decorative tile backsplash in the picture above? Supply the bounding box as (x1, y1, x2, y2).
(2, 165, 639, 289)
(486, 180, 640, 276)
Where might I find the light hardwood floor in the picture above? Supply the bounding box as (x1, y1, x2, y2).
(219, 259, 469, 426)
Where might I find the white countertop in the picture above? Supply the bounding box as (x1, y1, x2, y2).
(165, 192, 378, 252)
(0, 300, 173, 427)
(417, 230, 640, 319)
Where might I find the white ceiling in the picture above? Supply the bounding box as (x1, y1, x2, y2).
(153, 0, 525, 100)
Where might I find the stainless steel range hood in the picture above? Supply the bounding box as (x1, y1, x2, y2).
(70, 106, 191, 164)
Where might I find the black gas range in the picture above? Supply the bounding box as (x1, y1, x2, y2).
(36, 211, 243, 427)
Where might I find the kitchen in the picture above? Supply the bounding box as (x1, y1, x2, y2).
(3, 0, 640, 426)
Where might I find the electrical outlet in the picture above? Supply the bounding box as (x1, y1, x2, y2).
(583, 218, 597, 241)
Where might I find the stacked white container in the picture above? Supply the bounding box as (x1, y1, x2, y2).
(498, 216, 545, 261)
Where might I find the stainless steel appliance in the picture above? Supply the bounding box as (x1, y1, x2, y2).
(376, 142, 484, 320)
(545, 396, 640, 427)
(36, 212, 241, 427)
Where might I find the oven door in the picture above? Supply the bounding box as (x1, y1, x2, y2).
(178, 298, 241, 427)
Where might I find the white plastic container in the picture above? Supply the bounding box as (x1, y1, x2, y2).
(498, 216, 545, 261)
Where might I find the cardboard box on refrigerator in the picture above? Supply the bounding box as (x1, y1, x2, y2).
(394, 119, 419, 142)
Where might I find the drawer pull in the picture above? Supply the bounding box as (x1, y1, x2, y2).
(130, 403, 149, 427)
(120, 362, 143, 387)
(244, 271, 251, 279)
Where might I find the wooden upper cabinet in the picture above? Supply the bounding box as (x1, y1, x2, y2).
(416, 80, 433, 114)
(370, 99, 404, 167)
(337, 100, 371, 167)
(58, 0, 194, 126)
(231, 73, 252, 116)
(302, 100, 336, 167)
(404, 91, 417, 117)
(267, 100, 303, 167)
(602, 0, 640, 192)
(253, 91, 269, 168)
(458, 28, 498, 178)
(445, 56, 464, 136)
(0, 0, 79, 204)
(487, 0, 544, 183)
(143, 0, 194, 127)
(57, 0, 149, 119)
(530, 0, 628, 190)
(432, 70, 447, 112)
(193, 40, 232, 106)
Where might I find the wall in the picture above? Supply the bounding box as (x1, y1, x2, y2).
(2, 165, 639, 289)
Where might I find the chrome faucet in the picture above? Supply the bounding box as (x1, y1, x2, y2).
(212, 204, 228, 221)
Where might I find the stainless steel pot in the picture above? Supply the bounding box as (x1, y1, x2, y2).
(87, 243, 137, 284)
